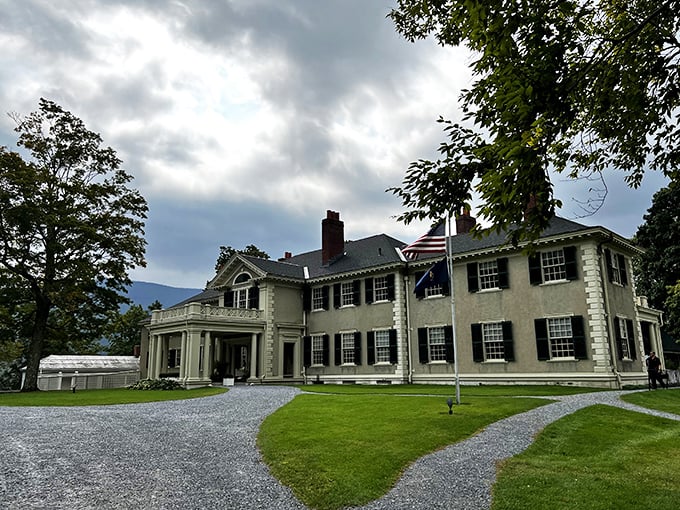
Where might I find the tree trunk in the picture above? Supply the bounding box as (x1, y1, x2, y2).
(21, 297, 50, 392)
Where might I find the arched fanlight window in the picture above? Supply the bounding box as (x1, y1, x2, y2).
(234, 272, 251, 284)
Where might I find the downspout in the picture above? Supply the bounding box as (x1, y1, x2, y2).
(597, 236, 622, 389)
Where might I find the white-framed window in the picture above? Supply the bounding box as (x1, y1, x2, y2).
(312, 287, 324, 311)
(341, 332, 356, 364)
(482, 323, 505, 360)
(618, 317, 631, 359)
(341, 282, 354, 306)
(235, 288, 248, 308)
(311, 334, 325, 365)
(541, 249, 567, 282)
(374, 330, 391, 363)
(374, 276, 389, 302)
(547, 317, 575, 358)
(428, 327, 447, 361)
(478, 260, 500, 290)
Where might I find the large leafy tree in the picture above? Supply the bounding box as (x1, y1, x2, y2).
(215, 244, 269, 272)
(388, 1, 680, 243)
(0, 99, 148, 391)
(634, 181, 680, 339)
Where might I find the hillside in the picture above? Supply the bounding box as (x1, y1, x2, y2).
(126, 281, 202, 310)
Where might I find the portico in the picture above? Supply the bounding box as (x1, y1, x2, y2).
(146, 302, 265, 388)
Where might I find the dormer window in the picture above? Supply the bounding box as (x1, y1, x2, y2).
(234, 272, 251, 284)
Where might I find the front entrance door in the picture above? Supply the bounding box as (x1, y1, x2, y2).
(283, 343, 295, 378)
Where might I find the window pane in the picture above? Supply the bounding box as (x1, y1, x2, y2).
(482, 322, 505, 360)
(374, 276, 389, 301)
(342, 332, 355, 364)
(541, 249, 567, 282)
(312, 287, 324, 311)
(478, 260, 499, 290)
(341, 282, 354, 306)
(547, 317, 574, 358)
(428, 327, 446, 361)
(312, 335, 324, 365)
(375, 330, 391, 363)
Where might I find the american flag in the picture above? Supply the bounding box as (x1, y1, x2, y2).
(401, 221, 446, 260)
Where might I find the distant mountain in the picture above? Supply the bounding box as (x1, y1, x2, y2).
(126, 281, 202, 310)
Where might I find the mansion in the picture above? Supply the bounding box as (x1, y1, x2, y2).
(140, 210, 664, 389)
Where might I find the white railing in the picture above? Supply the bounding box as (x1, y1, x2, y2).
(151, 303, 262, 324)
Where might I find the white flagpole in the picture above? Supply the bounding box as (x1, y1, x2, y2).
(446, 215, 460, 404)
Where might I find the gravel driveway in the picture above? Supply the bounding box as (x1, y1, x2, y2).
(2, 386, 678, 510)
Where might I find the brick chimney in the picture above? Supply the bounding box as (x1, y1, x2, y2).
(322, 210, 344, 265)
(456, 208, 476, 234)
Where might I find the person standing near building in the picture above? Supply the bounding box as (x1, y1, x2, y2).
(646, 351, 664, 389)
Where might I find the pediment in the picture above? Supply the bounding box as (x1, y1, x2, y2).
(208, 255, 266, 289)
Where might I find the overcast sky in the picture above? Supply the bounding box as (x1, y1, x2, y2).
(0, 0, 669, 289)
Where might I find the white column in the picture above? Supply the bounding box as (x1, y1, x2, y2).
(203, 331, 212, 380)
(250, 333, 258, 380)
(147, 336, 155, 379)
(186, 329, 202, 383)
(154, 335, 163, 379)
(180, 331, 188, 380)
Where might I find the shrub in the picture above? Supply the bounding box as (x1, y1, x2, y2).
(127, 378, 185, 390)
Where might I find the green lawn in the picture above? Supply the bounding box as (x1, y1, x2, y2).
(491, 403, 680, 510)
(621, 387, 680, 414)
(258, 390, 551, 510)
(0, 386, 227, 406)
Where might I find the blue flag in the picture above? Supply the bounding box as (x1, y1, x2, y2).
(414, 258, 449, 294)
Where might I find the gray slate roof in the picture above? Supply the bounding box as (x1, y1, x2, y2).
(171, 216, 598, 307)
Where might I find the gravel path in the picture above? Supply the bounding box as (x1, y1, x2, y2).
(1, 387, 678, 510)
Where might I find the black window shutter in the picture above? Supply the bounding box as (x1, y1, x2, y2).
(528, 254, 542, 285)
(418, 328, 429, 364)
(471, 323, 484, 362)
(564, 246, 578, 280)
(303, 285, 311, 311)
(303, 336, 311, 367)
(168, 349, 176, 368)
(467, 263, 479, 293)
(618, 254, 628, 286)
(354, 331, 362, 365)
(333, 283, 341, 308)
(614, 317, 624, 360)
(445, 325, 455, 363)
(497, 258, 509, 289)
(367, 331, 375, 365)
(353, 280, 361, 306)
(389, 329, 398, 364)
(626, 319, 637, 360)
(248, 286, 259, 309)
(414, 271, 425, 299)
(604, 249, 614, 282)
(502, 321, 515, 361)
(224, 290, 234, 308)
(365, 278, 374, 304)
(322, 334, 329, 366)
(334, 333, 342, 365)
(535, 318, 550, 360)
(322, 285, 329, 310)
(571, 316, 587, 360)
(387, 274, 396, 301)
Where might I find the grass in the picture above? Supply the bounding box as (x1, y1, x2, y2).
(298, 383, 605, 397)
(258, 390, 551, 510)
(621, 387, 680, 415)
(491, 404, 680, 510)
(0, 386, 227, 406)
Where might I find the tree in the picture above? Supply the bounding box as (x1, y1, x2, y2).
(388, 1, 680, 243)
(0, 99, 147, 391)
(634, 181, 680, 339)
(215, 244, 269, 272)
(104, 305, 149, 356)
